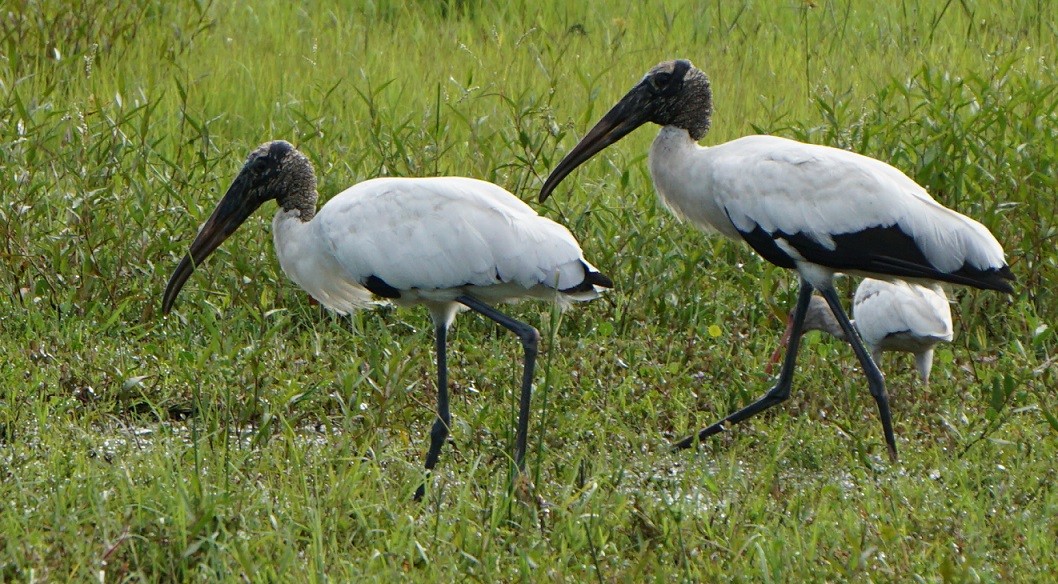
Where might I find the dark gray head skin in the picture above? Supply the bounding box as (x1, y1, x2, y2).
(161, 140, 317, 313)
(803, 295, 847, 340)
(539, 59, 713, 202)
(766, 295, 848, 373)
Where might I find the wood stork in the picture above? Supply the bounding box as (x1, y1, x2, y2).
(769, 279, 954, 384)
(163, 140, 612, 500)
(539, 59, 1013, 460)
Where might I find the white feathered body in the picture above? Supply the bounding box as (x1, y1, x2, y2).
(853, 278, 953, 382)
(648, 128, 1008, 289)
(800, 278, 954, 383)
(271, 177, 606, 322)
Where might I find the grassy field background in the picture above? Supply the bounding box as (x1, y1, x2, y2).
(2, 0, 1056, 580)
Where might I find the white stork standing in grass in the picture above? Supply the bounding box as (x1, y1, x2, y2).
(163, 140, 612, 500)
(539, 59, 1013, 460)
(769, 278, 954, 384)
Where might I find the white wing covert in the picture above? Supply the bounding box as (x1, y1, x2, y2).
(853, 279, 953, 348)
(693, 136, 1008, 286)
(315, 177, 595, 295)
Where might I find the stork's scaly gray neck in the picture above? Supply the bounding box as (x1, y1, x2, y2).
(677, 69, 713, 141)
(276, 151, 319, 221)
(804, 296, 849, 341)
(282, 189, 317, 222)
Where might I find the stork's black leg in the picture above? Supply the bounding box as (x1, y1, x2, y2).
(819, 286, 898, 461)
(456, 294, 538, 473)
(674, 278, 814, 450)
(414, 322, 451, 501)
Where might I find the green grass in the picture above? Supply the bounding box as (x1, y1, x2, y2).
(2, 0, 1057, 580)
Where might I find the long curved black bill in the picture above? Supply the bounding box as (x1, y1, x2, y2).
(539, 85, 652, 202)
(162, 174, 258, 314)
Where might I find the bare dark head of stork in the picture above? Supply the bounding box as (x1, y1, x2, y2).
(540, 58, 1014, 462)
(163, 140, 612, 501)
(162, 141, 316, 314)
(787, 295, 847, 343)
(541, 59, 712, 202)
(764, 295, 844, 377)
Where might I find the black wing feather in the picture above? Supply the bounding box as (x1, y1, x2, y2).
(738, 223, 1014, 293)
(364, 275, 402, 299)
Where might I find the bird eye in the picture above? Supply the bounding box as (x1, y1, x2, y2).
(651, 72, 672, 90)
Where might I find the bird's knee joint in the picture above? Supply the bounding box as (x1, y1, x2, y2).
(766, 386, 791, 402)
(429, 418, 450, 442)
(521, 327, 540, 353)
(865, 372, 887, 392)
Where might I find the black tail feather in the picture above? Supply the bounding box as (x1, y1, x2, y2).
(364, 275, 402, 299)
(559, 260, 614, 294)
(876, 256, 1015, 293)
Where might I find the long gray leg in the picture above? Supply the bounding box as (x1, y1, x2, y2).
(456, 294, 538, 472)
(819, 286, 898, 461)
(414, 322, 452, 501)
(673, 278, 814, 449)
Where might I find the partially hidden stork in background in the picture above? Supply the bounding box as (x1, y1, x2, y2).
(539, 59, 1012, 460)
(768, 278, 954, 385)
(163, 140, 612, 500)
